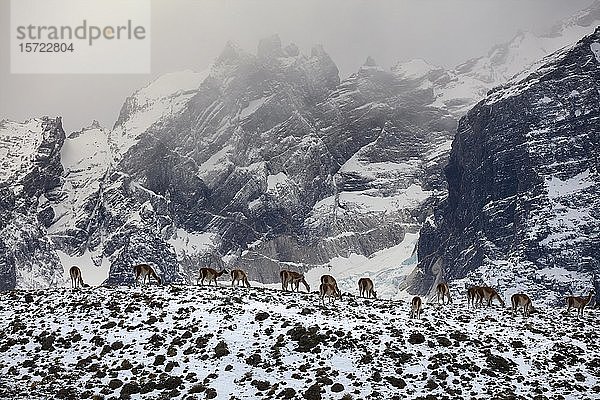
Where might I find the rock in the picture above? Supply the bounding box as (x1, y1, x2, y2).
(385, 376, 406, 389)
(108, 379, 123, 389)
(331, 383, 344, 393)
(408, 332, 425, 345)
(120, 382, 140, 396)
(255, 312, 270, 322)
(303, 383, 322, 400)
(214, 341, 229, 358)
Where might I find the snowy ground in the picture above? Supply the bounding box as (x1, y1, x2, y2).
(1, 285, 599, 400)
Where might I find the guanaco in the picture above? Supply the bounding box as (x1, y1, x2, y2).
(321, 275, 341, 298)
(436, 282, 452, 304)
(511, 293, 532, 317)
(69, 266, 88, 289)
(198, 267, 228, 286)
(478, 286, 505, 307)
(358, 277, 376, 299)
(565, 289, 595, 318)
(319, 283, 340, 305)
(133, 264, 162, 286)
(231, 269, 251, 288)
(410, 296, 423, 319)
(280, 270, 310, 293)
(467, 286, 482, 308)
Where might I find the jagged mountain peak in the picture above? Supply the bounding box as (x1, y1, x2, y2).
(257, 34, 284, 59)
(215, 40, 250, 66)
(363, 56, 378, 67)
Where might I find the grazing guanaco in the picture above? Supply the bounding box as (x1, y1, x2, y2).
(410, 296, 423, 319)
(198, 267, 228, 286)
(319, 283, 340, 305)
(69, 266, 88, 289)
(321, 275, 342, 298)
(478, 286, 505, 307)
(133, 264, 162, 286)
(280, 270, 310, 293)
(358, 277, 376, 299)
(565, 289, 595, 318)
(231, 269, 251, 288)
(436, 282, 452, 304)
(511, 293, 532, 317)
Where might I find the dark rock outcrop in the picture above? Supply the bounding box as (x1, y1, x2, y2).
(412, 28, 600, 303)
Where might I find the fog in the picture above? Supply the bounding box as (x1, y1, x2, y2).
(0, 0, 595, 132)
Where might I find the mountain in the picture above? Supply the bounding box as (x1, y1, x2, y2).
(0, 117, 66, 291)
(1, 285, 599, 399)
(393, 1, 600, 117)
(1, 4, 599, 292)
(411, 27, 600, 305)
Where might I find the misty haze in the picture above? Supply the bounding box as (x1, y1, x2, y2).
(1, 0, 600, 399)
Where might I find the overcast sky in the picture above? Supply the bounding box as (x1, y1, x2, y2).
(0, 0, 595, 132)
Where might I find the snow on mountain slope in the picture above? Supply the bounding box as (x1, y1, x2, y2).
(1, 286, 598, 399)
(0, 119, 48, 186)
(109, 69, 211, 160)
(393, 2, 600, 117)
(48, 121, 110, 235)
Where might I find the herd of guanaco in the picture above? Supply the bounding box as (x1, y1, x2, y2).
(69, 264, 596, 318)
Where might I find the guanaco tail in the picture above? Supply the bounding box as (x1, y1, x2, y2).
(358, 277, 376, 299)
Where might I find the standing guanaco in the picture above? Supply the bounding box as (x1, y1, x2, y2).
(69, 266, 87, 289)
(358, 277, 376, 299)
(321, 275, 341, 298)
(410, 296, 423, 319)
(319, 283, 340, 305)
(280, 270, 310, 293)
(198, 267, 228, 286)
(511, 293, 532, 317)
(436, 282, 452, 304)
(133, 264, 162, 286)
(565, 289, 595, 318)
(231, 269, 251, 288)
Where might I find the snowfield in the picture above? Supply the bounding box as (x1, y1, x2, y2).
(0, 285, 598, 399)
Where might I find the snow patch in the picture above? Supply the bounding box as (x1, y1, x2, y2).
(240, 96, 269, 118)
(591, 42, 600, 63)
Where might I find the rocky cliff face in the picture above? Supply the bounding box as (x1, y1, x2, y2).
(413, 28, 600, 304)
(0, 117, 66, 290)
(2, 4, 599, 291)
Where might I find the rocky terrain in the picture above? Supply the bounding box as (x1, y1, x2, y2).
(412, 27, 600, 305)
(0, 284, 599, 399)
